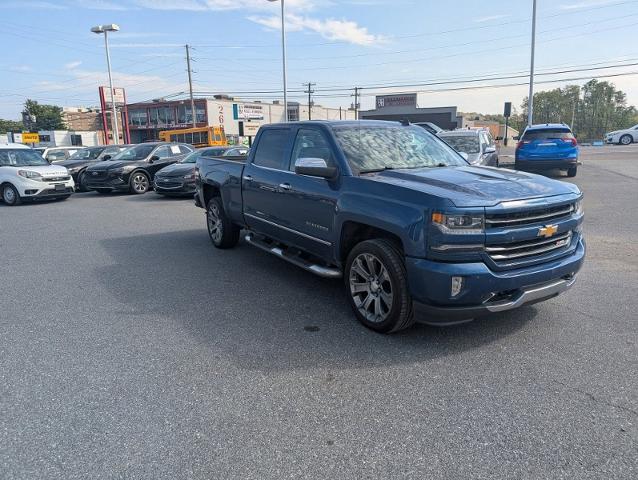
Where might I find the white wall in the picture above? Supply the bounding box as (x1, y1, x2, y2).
(38, 130, 100, 147)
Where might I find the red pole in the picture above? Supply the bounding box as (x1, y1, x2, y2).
(99, 87, 110, 145)
(122, 88, 131, 144)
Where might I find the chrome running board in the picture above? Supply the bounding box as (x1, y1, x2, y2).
(245, 234, 342, 279)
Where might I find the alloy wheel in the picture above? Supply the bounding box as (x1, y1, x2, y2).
(349, 253, 393, 323)
(207, 203, 223, 243)
(132, 174, 149, 193)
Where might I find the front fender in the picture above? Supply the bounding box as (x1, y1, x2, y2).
(336, 192, 429, 258)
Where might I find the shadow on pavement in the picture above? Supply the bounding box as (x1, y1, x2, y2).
(96, 229, 537, 371)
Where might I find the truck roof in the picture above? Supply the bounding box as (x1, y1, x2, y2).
(263, 120, 404, 129)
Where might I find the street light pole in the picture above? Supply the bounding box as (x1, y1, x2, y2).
(268, 0, 288, 122)
(527, 0, 537, 127)
(92, 24, 120, 145)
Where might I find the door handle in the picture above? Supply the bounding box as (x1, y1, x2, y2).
(279, 183, 291, 191)
(243, 175, 253, 182)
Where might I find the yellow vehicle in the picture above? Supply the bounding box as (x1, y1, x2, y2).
(158, 126, 227, 148)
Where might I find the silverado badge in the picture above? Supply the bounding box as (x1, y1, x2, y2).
(538, 224, 558, 238)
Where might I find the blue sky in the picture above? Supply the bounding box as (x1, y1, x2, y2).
(1, 0, 637, 119)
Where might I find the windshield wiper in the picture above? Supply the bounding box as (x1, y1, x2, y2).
(359, 166, 396, 174)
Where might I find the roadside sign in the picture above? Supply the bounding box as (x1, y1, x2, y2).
(244, 122, 260, 136)
(22, 132, 39, 143)
(100, 86, 126, 106)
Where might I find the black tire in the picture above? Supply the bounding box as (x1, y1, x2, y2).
(2, 183, 21, 206)
(129, 171, 150, 194)
(206, 197, 240, 249)
(567, 166, 577, 177)
(345, 239, 414, 333)
(620, 134, 632, 145)
(78, 171, 89, 192)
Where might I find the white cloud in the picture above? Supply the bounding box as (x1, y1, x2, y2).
(65, 61, 83, 69)
(474, 14, 510, 23)
(73, 0, 130, 9)
(9, 65, 32, 73)
(249, 13, 385, 46)
(559, 0, 617, 10)
(133, 0, 319, 11)
(3, 1, 66, 9)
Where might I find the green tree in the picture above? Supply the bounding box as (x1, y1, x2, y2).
(0, 119, 23, 132)
(521, 80, 637, 141)
(23, 99, 65, 130)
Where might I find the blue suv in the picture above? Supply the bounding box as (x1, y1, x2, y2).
(515, 123, 579, 177)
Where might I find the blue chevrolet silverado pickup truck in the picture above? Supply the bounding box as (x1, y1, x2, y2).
(195, 120, 585, 333)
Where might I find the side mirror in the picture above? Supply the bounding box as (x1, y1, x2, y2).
(102, 155, 111, 161)
(294, 157, 338, 179)
(149, 155, 160, 163)
(512, 135, 520, 141)
(459, 152, 469, 161)
(484, 146, 496, 154)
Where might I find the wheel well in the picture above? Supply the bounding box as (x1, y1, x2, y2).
(340, 221, 404, 262)
(202, 183, 221, 206)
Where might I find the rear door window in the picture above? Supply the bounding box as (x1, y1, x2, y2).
(252, 129, 290, 170)
(522, 128, 574, 141)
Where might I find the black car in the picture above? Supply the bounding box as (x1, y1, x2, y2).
(84, 142, 194, 194)
(154, 146, 249, 197)
(57, 145, 131, 191)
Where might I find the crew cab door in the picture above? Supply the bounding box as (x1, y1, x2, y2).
(242, 128, 294, 241)
(278, 127, 339, 260)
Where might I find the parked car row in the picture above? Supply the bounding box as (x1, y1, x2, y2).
(0, 141, 249, 205)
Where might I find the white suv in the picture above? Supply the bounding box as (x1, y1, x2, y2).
(0, 143, 75, 206)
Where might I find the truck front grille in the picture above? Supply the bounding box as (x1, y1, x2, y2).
(485, 203, 574, 228)
(486, 231, 573, 263)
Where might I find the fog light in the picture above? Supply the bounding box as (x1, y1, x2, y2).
(451, 276, 464, 297)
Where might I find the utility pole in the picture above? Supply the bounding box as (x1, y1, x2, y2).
(353, 87, 360, 120)
(527, 0, 537, 127)
(304, 82, 316, 120)
(185, 44, 196, 128)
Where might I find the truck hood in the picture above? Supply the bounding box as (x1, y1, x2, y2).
(363, 166, 579, 207)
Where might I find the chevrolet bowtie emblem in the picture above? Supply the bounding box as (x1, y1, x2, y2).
(538, 224, 558, 238)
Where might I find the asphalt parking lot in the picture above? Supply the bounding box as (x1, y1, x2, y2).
(1, 146, 637, 479)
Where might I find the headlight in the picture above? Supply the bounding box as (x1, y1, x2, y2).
(17, 170, 43, 180)
(432, 212, 484, 234)
(574, 198, 584, 216)
(183, 173, 196, 180)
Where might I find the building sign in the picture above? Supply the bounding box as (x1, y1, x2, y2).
(376, 93, 417, 109)
(99, 86, 126, 107)
(21, 132, 39, 143)
(233, 103, 264, 120)
(243, 122, 260, 136)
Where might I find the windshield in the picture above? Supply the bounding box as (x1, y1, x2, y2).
(333, 124, 467, 173)
(522, 128, 574, 141)
(180, 151, 201, 164)
(439, 135, 480, 154)
(112, 144, 155, 161)
(0, 149, 50, 167)
(68, 147, 104, 160)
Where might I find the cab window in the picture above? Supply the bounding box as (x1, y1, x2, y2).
(290, 128, 333, 171)
(252, 129, 290, 170)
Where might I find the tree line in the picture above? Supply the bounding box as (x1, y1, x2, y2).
(468, 79, 637, 141)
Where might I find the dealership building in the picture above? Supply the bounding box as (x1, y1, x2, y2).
(359, 93, 463, 130)
(125, 96, 355, 144)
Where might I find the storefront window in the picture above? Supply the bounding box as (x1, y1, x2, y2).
(129, 109, 147, 127)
